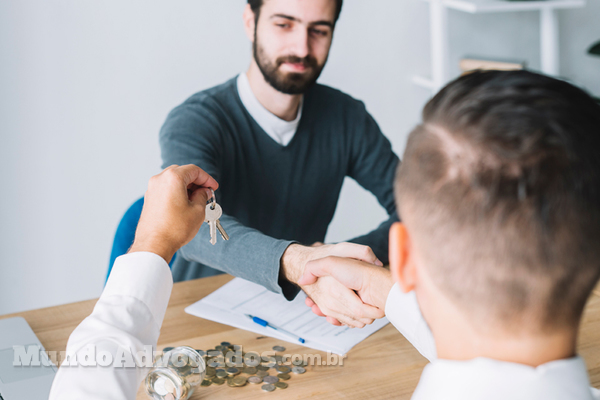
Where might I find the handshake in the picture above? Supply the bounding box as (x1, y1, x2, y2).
(130, 164, 395, 329)
(281, 242, 395, 328)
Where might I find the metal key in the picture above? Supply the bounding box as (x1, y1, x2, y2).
(205, 202, 229, 245)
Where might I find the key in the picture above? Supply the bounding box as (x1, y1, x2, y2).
(205, 202, 229, 245)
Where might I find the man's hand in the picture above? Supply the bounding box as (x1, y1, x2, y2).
(281, 242, 385, 328)
(129, 164, 219, 263)
(298, 257, 394, 324)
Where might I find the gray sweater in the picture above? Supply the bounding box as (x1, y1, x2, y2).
(159, 77, 399, 299)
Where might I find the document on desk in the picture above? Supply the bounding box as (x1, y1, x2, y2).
(185, 277, 389, 355)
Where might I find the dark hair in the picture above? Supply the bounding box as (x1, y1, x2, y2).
(247, 0, 343, 24)
(396, 70, 600, 332)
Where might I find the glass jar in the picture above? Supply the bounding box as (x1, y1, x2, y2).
(145, 346, 205, 400)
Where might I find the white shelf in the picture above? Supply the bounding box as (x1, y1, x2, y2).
(412, 76, 437, 89)
(415, 0, 587, 93)
(423, 0, 585, 13)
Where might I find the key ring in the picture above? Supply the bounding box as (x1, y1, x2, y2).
(209, 189, 216, 210)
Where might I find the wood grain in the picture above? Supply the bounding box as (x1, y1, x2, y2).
(2, 274, 599, 399)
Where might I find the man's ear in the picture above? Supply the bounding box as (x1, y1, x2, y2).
(243, 4, 256, 42)
(389, 222, 417, 293)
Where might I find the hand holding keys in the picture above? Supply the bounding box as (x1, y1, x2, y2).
(205, 190, 229, 245)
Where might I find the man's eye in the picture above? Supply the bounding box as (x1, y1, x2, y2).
(276, 23, 290, 28)
(310, 28, 327, 36)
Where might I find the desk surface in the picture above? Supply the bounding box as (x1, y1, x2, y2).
(2, 276, 600, 399)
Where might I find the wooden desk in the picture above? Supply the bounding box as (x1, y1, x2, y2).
(2, 275, 600, 399)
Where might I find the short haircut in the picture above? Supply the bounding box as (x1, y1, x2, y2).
(396, 70, 600, 332)
(247, 0, 343, 24)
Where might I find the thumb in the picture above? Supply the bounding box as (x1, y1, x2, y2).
(299, 257, 369, 291)
(190, 187, 212, 206)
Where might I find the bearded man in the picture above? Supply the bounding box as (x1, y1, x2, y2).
(159, 0, 399, 327)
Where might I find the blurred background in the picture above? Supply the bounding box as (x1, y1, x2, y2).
(1, 0, 599, 315)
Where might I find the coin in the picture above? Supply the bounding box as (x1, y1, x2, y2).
(200, 379, 212, 387)
(232, 376, 247, 387)
(221, 341, 231, 347)
(257, 365, 270, 372)
(232, 344, 242, 351)
(261, 384, 276, 392)
(248, 376, 263, 384)
(276, 365, 291, 374)
(215, 370, 228, 379)
(226, 367, 240, 376)
(275, 382, 289, 389)
(256, 370, 269, 377)
(262, 357, 277, 368)
(277, 373, 291, 380)
(195, 349, 206, 357)
(205, 367, 216, 377)
(162, 347, 174, 352)
(212, 378, 225, 385)
(272, 345, 286, 352)
(263, 376, 279, 384)
(207, 350, 221, 358)
(243, 366, 257, 375)
(208, 360, 220, 368)
(292, 366, 306, 374)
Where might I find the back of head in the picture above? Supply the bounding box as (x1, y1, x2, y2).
(396, 70, 600, 333)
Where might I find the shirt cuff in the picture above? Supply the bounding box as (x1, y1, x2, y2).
(385, 283, 437, 362)
(103, 252, 173, 326)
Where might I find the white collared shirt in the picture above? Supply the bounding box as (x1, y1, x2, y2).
(385, 283, 600, 400)
(48, 252, 173, 400)
(236, 72, 303, 146)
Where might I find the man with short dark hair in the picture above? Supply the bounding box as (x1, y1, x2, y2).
(300, 70, 600, 399)
(160, 0, 398, 326)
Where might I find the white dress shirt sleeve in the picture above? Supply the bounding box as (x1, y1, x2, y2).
(385, 283, 437, 362)
(48, 252, 173, 400)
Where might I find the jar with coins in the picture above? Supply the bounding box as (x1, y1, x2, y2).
(145, 346, 205, 400)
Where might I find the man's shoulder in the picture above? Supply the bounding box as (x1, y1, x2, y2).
(308, 83, 367, 110)
(178, 77, 239, 113)
(160, 77, 241, 139)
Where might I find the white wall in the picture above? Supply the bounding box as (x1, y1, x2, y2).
(1, 0, 598, 315)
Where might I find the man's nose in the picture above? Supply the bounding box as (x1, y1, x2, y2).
(289, 28, 310, 59)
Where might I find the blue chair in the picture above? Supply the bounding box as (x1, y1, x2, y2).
(106, 197, 177, 283)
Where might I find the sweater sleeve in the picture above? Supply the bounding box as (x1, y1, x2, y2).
(159, 100, 298, 299)
(346, 103, 400, 264)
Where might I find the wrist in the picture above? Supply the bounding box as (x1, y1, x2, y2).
(129, 237, 177, 264)
(369, 269, 395, 310)
(280, 243, 310, 285)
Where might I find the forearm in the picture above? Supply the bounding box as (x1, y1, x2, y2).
(49, 253, 173, 400)
(178, 214, 297, 298)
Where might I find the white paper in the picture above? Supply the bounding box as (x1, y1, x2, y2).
(185, 278, 389, 355)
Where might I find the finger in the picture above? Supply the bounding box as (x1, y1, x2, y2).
(334, 314, 365, 328)
(299, 257, 367, 290)
(305, 297, 315, 307)
(333, 243, 380, 266)
(310, 304, 326, 317)
(176, 164, 219, 191)
(326, 316, 343, 326)
(189, 187, 212, 206)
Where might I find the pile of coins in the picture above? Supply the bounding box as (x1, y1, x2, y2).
(163, 343, 308, 393)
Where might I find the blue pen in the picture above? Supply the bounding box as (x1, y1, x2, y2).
(245, 314, 306, 344)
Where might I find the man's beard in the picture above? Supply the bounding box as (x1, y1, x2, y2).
(253, 34, 325, 95)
